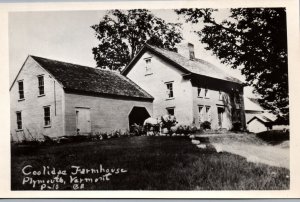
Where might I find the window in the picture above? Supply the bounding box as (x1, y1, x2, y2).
(199, 105, 212, 122)
(206, 106, 211, 121)
(198, 105, 204, 122)
(197, 87, 202, 97)
(18, 80, 24, 100)
(197, 87, 206, 98)
(219, 91, 222, 100)
(166, 107, 175, 116)
(166, 82, 174, 98)
(16, 111, 22, 130)
(38, 75, 45, 95)
(44, 106, 51, 126)
(145, 58, 152, 75)
(206, 106, 211, 113)
(204, 88, 209, 98)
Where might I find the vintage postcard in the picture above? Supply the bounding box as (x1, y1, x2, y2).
(0, 0, 299, 198)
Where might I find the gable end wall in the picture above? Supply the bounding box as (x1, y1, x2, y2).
(10, 57, 65, 141)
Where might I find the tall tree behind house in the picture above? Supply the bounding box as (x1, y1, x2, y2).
(176, 8, 289, 122)
(91, 9, 183, 72)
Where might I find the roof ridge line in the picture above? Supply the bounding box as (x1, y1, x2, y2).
(30, 55, 98, 70)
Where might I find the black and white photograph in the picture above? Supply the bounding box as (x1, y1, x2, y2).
(2, 0, 298, 195)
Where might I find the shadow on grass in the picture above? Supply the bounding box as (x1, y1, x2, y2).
(256, 130, 289, 145)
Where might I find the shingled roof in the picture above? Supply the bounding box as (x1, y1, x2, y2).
(30, 55, 153, 100)
(122, 44, 242, 84)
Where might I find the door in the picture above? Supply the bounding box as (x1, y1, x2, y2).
(217, 107, 224, 128)
(76, 108, 91, 134)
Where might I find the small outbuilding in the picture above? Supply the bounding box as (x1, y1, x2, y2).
(247, 114, 274, 133)
(10, 55, 153, 140)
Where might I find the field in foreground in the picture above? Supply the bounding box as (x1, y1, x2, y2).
(11, 136, 289, 190)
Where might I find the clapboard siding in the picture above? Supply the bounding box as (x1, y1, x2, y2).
(126, 47, 246, 130)
(127, 51, 194, 125)
(64, 93, 153, 135)
(10, 57, 64, 140)
(10, 56, 154, 139)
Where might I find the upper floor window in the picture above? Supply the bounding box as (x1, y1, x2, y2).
(16, 111, 22, 130)
(219, 91, 222, 101)
(197, 87, 202, 97)
(204, 88, 209, 98)
(38, 75, 45, 95)
(44, 106, 51, 127)
(166, 107, 175, 116)
(18, 80, 24, 100)
(166, 82, 174, 99)
(145, 58, 152, 75)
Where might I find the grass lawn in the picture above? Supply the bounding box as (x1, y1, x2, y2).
(11, 136, 289, 190)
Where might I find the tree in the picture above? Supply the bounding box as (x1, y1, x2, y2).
(91, 9, 183, 71)
(176, 8, 289, 121)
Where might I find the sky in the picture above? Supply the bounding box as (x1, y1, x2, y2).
(9, 9, 254, 96)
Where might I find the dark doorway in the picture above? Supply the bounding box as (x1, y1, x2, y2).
(217, 107, 225, 128)
(129, 107, 151, 128)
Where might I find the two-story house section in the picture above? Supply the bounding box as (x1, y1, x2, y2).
(122, 43, 246, 130)
(10, 55, 153, 141)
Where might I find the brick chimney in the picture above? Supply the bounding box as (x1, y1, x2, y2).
(177, 42, 195, 60)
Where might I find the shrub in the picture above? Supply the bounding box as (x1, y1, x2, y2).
(122, 130, 130, 137)
(182, 125, 190, 134)
(112, 130, 121, 138)
(176, 125, 184, 134)
(190, 125, 198, 134)
(232, 121, 242, 131)
(200, 121, 211, 130)
(256, 130, 289, 144)
(101, 132, 108, 139)
(130, 124, 145, 136)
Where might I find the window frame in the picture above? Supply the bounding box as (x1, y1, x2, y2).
(197, 87, 203, 98)
(144, 57, 152, 75)
(205, 106, 211, 114)
(43, 106, 51, 127)
(37, 75, 45, 96)
(219, 90, 223, 101)
(198, 105, 204, 122)
(16, 111, 22, 130)
(206, 106, 212, 121)
(165, 81, 174, 99)
(17, 80, 25, 100)
(204, 87, 209, 99)
(166, 107, 175, 116)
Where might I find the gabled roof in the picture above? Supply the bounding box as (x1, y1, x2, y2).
(247, 114, 276, 124)
(122, 44, 242, 84)
(28, 55, 153, 100)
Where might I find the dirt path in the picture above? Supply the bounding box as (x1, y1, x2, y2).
(202, 134, 289, 169)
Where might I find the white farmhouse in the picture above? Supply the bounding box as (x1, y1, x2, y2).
(122, 43, 246, 130)
(10, 56, 153, 140)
